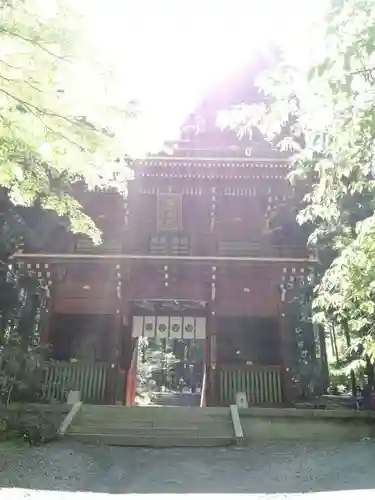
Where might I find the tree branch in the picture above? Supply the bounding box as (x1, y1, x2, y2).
(0, 88, 86, 152)
(0, 86, 100, 134)
(1, 26, 72, 62)
(348, 66, 375, 76)
(0, 73, 42, 94)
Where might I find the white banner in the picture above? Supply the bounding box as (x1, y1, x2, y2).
(143, 316, 156, 337)
(132, 316, 144, 338)
(183, 316, 195, 339)
(132, 315, 207, 339)
(195, 317, 207, 339)
(156, 316, 169, 339)
(169, 316, 182, 339)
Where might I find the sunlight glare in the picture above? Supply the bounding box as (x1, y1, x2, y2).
(80, 0, 328, 152)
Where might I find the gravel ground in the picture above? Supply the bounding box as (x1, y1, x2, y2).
(0, 441, 375, 496)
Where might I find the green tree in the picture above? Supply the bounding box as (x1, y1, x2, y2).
(221, 0, 375, 379)
(0, 0, 143, 409)
(1, 0, 136, 243)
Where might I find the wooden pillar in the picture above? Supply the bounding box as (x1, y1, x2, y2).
(104, 313, 122, 405)
(121, 299, 134, 405)
(278, 301, 293, 407)
(105, 263, 123, 405)
(40, 265, 53, 345)
(40, 291, 52, 344)
(207, 312, 218, 405)
(207, 264, 219, 405)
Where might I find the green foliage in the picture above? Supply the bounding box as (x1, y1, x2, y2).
(0, 0, 147, 421)
(1, 408, 59, 445)
(1, 0, 136, 243)
(287, 273, 329, 397)
(138, 339, 179, 391)
(0, 204, 53, 406)
(222, 0, 375, 373)
(0, 265, 50, 405)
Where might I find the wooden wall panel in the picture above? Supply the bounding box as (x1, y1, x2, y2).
(214, 266, 281, 317)
(126, 263, 210, 302)
(128, 192, 157, 252)
(54, 284, 117, 299)
(215, 195, 265, 240)
(182, 193, 210, 253)
(53, 297, 119, 314)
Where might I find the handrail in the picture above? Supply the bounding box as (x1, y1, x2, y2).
(125, 338, 139, 406)
(58, 401, 82, 436)
(200, 363, 207, 407)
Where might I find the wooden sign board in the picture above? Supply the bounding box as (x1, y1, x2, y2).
(157, 193, 182, 232)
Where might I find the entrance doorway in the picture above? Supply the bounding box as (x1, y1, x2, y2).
(137, 338, 205, 406)
(128, 299, 208, 406)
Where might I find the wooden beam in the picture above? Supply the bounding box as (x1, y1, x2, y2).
(136, 156, 291, 164)
(11, 252, 318, 264)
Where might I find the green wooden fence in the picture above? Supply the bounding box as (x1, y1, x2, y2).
(218, 365, 283, 405)
(43, 361, 109, 404)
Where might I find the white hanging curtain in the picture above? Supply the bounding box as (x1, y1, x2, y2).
(132, 316, 144, 338)
(169, 316, 183, 339)
(183, 317, 195, 339)
(195, 317, 207, 339)
(132, 315, 207, 339)
(143, 316, 156, 337)
(156, 316, 169, 339)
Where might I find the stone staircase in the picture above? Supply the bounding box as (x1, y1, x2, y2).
(67, 405, 234, 447)
(151, 391, 201, 407)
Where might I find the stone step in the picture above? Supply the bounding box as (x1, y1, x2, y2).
(81, 405, 229, 415)
(77, 416, 230, 426)
(70, 425, 232, 435)
(151, 394, 201, 407)
(77, 413, 229, 422)
(67, 433, 234, 447)
(69, 426, 232, 437)
(67, 405, 234, 448)
(71, 421, 233, 431)
(75, 424, 230, 433)
(79, 407, 229, 417)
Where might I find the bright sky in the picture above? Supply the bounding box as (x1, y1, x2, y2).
(80, 0, 328, 153)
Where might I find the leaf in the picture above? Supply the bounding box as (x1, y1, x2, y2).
(0, 0, 146, 242)
(220, 0, 375, 368)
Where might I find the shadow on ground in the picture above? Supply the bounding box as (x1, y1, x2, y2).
(0, 442, 374, 494)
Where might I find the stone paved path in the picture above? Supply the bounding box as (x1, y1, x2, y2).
(0, 441, 374, 497)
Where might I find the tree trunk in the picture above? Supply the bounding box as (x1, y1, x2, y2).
(365, 355, 374, 389)
(330, 323, 340, 364)
(342, 320, 356, 395)
(318, 325, 330, 390)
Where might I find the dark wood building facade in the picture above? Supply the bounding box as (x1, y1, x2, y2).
(13, 150, 316, 406)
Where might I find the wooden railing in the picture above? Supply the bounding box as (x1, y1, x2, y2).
(43, 361, 109, 404)
(218, 365, 283, 406)
(125, 338, 139, 406)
